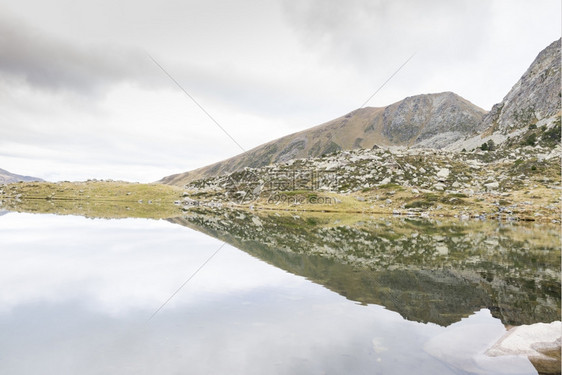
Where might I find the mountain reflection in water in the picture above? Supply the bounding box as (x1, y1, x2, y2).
(0, 209, 559, 374)
(171, 207, 560, 327)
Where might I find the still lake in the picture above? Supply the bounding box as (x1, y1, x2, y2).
(0, 211, 559, 374)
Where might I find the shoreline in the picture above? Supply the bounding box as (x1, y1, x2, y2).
(0, 180, 560, 223)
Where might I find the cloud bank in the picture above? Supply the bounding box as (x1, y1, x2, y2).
(0, 0, 559, 181)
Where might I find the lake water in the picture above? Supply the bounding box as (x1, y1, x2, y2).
(0, 211, 559, 374)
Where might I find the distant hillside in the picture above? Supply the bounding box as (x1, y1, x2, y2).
(449, 38, 561, 151)
(0, 168, 43, 184)
(162, 92, 485, 186)
(161, 39, 561, 187)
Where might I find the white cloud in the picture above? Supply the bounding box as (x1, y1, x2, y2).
(0, 0, 559, 181)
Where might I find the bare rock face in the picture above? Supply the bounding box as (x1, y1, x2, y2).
(382, 92, 486, 146)
(445, 39, 561, 151)
(481, 39, 561, 135)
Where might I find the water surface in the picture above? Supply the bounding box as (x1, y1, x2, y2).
(0, 212, 558, 374)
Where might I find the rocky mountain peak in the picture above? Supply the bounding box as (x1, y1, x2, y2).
(161, 40, 560, 186)
(483, 38, 561, 135)
(382, 91, 486, 147)
(161, 91, 485, 186)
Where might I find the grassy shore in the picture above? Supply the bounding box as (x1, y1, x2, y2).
(1, 179, 560, 222)
(242, 184, 561, 222)
(0, 180, 184, 219)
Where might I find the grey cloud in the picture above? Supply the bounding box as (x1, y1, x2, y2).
(0, 14, 329, 118)
(0, 15, 152, 96)
(280, 0, 492, 72)
(0, 7, 375, 119)
(162, 62, 343, 119)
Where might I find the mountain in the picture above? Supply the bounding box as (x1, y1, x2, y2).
(162, 39, 561, 187)
(0, 168, 43, 184)
(449, 38, 561, 151)
(161, 92, 485, 186)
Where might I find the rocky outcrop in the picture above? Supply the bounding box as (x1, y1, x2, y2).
(0, 168, 43, 184)
(182, 143, 561, 221)
(161, 92, 485, 186)
(449, 38, 561, 151)
(485, 39, 561, 134)
(486, 322, 562, 375)
(383, 92, 485, 147)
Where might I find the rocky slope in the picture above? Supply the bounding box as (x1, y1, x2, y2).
(448, 38, 561, 151)
(383, 92, 486, 148)
(162, 39, 560, 186)
(161, 92, 485, 185)
(181, 144, 561, 221)
(0, 168, 43, 184)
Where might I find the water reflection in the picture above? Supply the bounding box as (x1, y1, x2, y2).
(172, 207, 561, 327)
(0, 212, 558, 374)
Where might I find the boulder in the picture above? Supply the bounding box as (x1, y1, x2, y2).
(379, 177, 391, 185)
(433, 182, 446, 191)
(485, 181, 500, 190)
(437, 168, 450, 179)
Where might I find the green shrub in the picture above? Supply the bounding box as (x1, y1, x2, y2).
(541, 121, 561, 146)
(422, 193, 440, 202)
(379, 183, 403, 190)
(449, 193, 468, 198)
(523, 133, 537, 146)
(405, 200, 434, 209)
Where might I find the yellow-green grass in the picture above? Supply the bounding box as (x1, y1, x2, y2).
(2, 179, 560, 223)
(240, 186, 560, 222)
(1, 181, 184, 219)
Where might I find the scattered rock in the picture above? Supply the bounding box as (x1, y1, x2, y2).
(433, 182, 446, 191)
(437, 168, 450, 179)
(252, 216, 263, 227)
(380, 177, 391, 185)
(485, 181, 500, 190)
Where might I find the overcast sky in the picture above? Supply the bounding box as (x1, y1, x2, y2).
(0, 0, 560, 182)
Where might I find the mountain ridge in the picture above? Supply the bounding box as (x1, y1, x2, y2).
(161, 91, 486, 186)
(448, 38, 561, 151)
(0, 168, 43, 184)
(162, 38, 561, 187)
